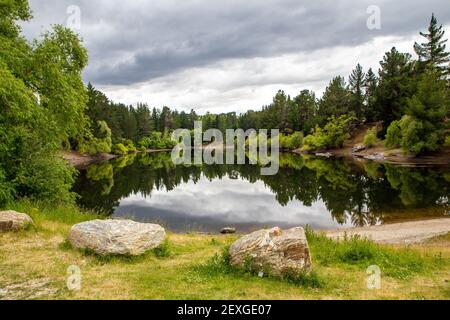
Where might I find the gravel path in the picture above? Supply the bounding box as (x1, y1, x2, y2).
(326, 218, 450, 244)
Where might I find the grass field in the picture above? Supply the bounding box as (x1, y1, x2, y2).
(0, 200, 449, 300)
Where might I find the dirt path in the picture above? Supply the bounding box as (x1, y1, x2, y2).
(326, 218, 450, 244)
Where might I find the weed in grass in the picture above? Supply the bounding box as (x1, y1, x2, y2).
(305, 227, 445, 279)
(153, 240, 171, 258)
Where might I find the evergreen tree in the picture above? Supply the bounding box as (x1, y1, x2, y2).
(414, 14, 449, 78)
(348, 64, 366, 120)
(401, 68, 449, 154)
(375, 47, 414, 126)
(135, 103, 153, 141)
(317, 76, 351, 126)
(363, 68, 378, 122)
(289, 90, 317, 134)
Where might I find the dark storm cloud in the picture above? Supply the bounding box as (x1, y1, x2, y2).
(23, 0, 450, 86)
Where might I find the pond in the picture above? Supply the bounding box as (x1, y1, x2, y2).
(73, 152, 449, 233)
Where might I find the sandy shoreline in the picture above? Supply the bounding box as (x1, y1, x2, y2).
(326, 218, 450, 244)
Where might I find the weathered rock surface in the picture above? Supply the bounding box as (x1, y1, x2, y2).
(68, 219, 166, 256)
(315, 152, 333, 158)
(352, 144, 366, 153)
(0, 211, 33, 232)
(364, 153, 386, 161)
(229, 227, 312, 276)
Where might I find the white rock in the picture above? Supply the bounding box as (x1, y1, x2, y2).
(0, 211, 33, 232)
(68, 219, 166, 256)
(229, 227, 312, 276)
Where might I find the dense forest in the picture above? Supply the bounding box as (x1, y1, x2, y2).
(0, 0, 449, 206)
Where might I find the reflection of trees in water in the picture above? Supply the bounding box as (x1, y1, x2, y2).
(73, 153, 449, 227)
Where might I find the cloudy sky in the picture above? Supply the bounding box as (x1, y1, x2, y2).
(22, 0, 450, 114)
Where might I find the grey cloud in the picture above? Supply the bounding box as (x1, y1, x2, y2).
(22, 0, 450, 86)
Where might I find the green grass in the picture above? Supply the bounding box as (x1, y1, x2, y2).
(305, 228, 446, 280)
(1, 200, 449, 300)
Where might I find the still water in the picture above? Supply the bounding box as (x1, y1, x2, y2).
(73, 152, 449, 233)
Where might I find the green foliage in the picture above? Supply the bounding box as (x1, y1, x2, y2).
(111, 143, 129, 156)
(195, 246, 324, 289)
(348, 64, 365, 119)
(138, 132, 176, 150)
(279, 132, 304, 150)
(374, 47, 414, 125)
(78, 121, 112, 155)
(317, 76, 352, 126)
(0, 2, 88, 204)
(384, 69, 449, 155)
(153, 240, 171, 258)
(303, 115, 356, 151)
(414, 14, 450, 78)
(385, 120, 402, 148)
(363, 127, 378, 148)
(445, 136, 450, 147)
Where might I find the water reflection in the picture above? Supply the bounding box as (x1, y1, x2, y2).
(73, 152, 449, 232)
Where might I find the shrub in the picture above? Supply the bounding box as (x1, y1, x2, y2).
(111, 143, 128, 155)
(77, 121, 112, 155)
(303, 115, 356, 151)
(363, 128, 378, 148)
(139, 132, 176, 150)
(385, 120, 402, 148)
(281, 132, 304, 150)
(445, 136, 450, 147)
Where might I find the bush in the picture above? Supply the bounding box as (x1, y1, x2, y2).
(363, 128, 378, 148)
(303, 115, 356, 151)
(77, 121, 112, 155)
(138, 132, 176, 150)
(385, 120, 402, 148)
(279, 132, 304, 150)
(445, 136, 450, 147)
(14, 155, 77, 204)
(111, 143, 128, 155)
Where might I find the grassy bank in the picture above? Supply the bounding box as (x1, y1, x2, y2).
(0, 201, 449, 300)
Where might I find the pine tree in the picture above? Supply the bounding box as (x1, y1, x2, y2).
(363, 68, 378, 122)
(375, 47, 414, 126)
(317, 76, 351, 126)
(414, 14, 449, 78)
(348, 64, 365, 120)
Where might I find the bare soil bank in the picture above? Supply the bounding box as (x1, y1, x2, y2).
(62, 149, 172, 169)
(62, 151, 117, 169)
(296, 124, 450, 166)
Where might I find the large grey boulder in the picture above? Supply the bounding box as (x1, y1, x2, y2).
(68, 219, 166, 256)
(0, 211, 33, 232)
(229, 227, 312, 276)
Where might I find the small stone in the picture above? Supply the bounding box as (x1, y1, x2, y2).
(352, 145, 366, 153)
(220, 227, 236, 234)
(0, 211, 33, 232)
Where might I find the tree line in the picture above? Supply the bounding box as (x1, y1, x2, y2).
(84, 14, 449, 155)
